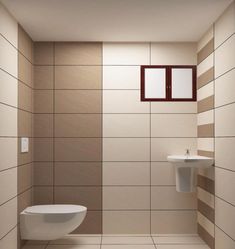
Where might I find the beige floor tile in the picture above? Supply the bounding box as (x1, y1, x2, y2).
(153, 236, 204, 244)
(102, 236, 153, 245)
(47, 246, 100, 249)
(101, 246, 155, 249)
(22, 246, 46, 249)
(157, 245, 209, 249)
(50, 235, 101, 245)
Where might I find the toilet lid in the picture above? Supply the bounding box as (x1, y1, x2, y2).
(24, 205, 87, 214)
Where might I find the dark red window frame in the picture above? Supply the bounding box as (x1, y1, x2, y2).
(141, 65, 197, 102)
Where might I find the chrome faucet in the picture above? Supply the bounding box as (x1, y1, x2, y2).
(185, 149, 190, 156)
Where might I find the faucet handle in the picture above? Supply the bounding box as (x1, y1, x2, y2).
(185, 149, 190, 156)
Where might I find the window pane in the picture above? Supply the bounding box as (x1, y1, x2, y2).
(172, 68, 193, 99)
(144, 68, 166, 99)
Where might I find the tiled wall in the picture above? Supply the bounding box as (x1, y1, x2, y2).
(102, 42, 198, 234)
(33, 42, 103, 233)
(0, 4, 18, 248)
(197, 2, 235, 248)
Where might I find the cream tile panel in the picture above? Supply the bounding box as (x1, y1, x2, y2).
(215, 197, 235, 240)
(151, 43, 196, 65)
(197, 82, 214, 101)
(101, 245, 155, 249)
(0, 197, 17, 239)
(197, 110, 214, 126)
(215, 167, 235, 205)
(103, 114, 150, 137)
(151, 138, 197, 161)
(0, 69, 17, 107)
(151, 102, 197, 114)
(215, 69, 235, 107)
(215, 2, 235, 48)
(0, 167, 17, 205)
(151, 186, 197, 209)
(103, 90, 149, 113)
(0, 104, 17, 136)
(103, 211, 150, 234)
(102, 236, 153, 245)
(215, 34, 235, 78)
(103, 66, 140, 89)
(0, 35, 17, 77)
(0, 138, 17, 171)
(103, 138, 150, 161)
(153, 235, 204, 244)
(103, 43, 149, 65)
(50, 235, 102, 245)
(151, 162, 175, 185)
(215, 138, 235, 171)
(197, 27, 214, 52)
(197, 212, 214, 237)
(103, 162, 150, 185)
(197, 187, 214, 209)
(0, 227, 17, 249)
(103, 186, 150, 210)
(215, 103, 235, 136)
(151, 211, 197, 234)
(215, 226, 235, 249)
(198, 138, 214, 152)
(0, 4, 17, 47)
(197, 54, 213, 77)
(151, 114, 197, 137)
(198, 167, 215, 181)
(156, 245, 209, 249)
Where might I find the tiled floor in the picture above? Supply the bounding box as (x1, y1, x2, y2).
(23, 234, 210, 249)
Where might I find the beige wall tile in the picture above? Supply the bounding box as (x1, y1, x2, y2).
(18, 25, 33, 62)
(103, 43, 149, 65)
(0, 198, 17, 239)
(34, 162, 53, 186)
(198, 167, 215, 182)
(34, 42, 54, 65)
(18, 110, 32, 137)
(215, 138, 235, 171)
(34, 66, 53, 89)
(18, 163, 32, 194)
(55, 114, 101, 137)
(55, 42, 102, 65)
(0, 167, 17, 205)
(55, 66, 101, 89)
(215, 69, 235, 107)
(197, 67, 214, 89)
(103, 211, 150, 234)
(215, 35, 235, 78)
(103, 162, 150, 186)
(54, 186, 102, 210)
(103, 90, 149, 113)
(215, 167, 235, 206)
(18, 82, 32, 112)
(103, 138, 150, 161)
(0, 35, 17, 77)
(18, 188, 32, 215)
(0, 70, 17, 107)
(151, 114, 197, 137)
(55, 90, 101, 113)
(0, 226, 17, 249)
(215, 197, 235, 240)
(34, 114, 53, 137)
(215, 103, 235, 136)
(18, 52, 32, 87)
(197, 124, 214, 138)
(197, 54, 213, 77)
(215, 2, 235, 48)
(215, 226, 235, 249)
(34, 90, 53, 113)
(0, 138, 17, 171)
(55, 138, 101, 161)
(34, 138, 53, 161)
(103, 66, 140, 89)
(197, 26, 214, 52)
(103, 186, 150, 210)
(197, 96, 214, 113)
(151, 43, 197, 65)
(151, 186, 196, 209)
(0, 104, 17, 136)
(151, 138, 197, 161)
(151, 211, 197, 234)
(197, 212, 215, 237)
(33, 186, 53, 205)
(197, 187, 215, 209)
(197, 82, 214, 101)
(197, 39, 214, 64)
(103, 114, 150, 137)
(151, 162, 175, 185)
(55, 162, 101, 186)
(151, 102, 197, 114)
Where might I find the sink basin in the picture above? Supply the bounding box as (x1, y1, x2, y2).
(167, 155, 213, 192)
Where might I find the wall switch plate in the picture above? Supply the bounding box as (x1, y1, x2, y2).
(21, 137, 29, 153)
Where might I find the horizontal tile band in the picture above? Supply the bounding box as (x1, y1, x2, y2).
(198, 199, 215, 223)
(197, 124, 214, 137)
(197, 175, 214, 195)
(197, 39, 214, 65)
(197, 67, 214, 89)
(198, 150, 214, 158)
(198, 223, 215, 249)
(197, 95, 214, 113)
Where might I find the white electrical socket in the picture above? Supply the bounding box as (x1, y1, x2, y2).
(21, 137, 29, 153)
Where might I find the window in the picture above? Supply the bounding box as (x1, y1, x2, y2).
(141, 65, 196, 101)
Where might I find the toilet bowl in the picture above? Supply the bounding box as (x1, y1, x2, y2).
(20, 204, 87, 240)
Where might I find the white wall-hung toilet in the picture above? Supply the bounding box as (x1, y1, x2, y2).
(20, 204, 87, 240)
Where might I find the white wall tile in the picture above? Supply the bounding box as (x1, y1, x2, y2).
(215, 226, 235, 249)
(197, 26, 214, 52)
(197, 110, 214, 126)
(197, 212, 214, 237)
(0, 104, 17, 136)
(197, 54, 214, 77)
(197, 82, 214, 101)
(0, 138, 17, 171)
(0, 227, 17, 249)
(151, 102, 197, 114)
(197, 187, 214, 209)
(198, 138, 214, 152)
(151, 162, 175, 185)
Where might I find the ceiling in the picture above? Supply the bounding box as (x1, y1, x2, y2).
(0, 0, 233, 42)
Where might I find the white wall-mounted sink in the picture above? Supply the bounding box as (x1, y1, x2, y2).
(167, 155, 213, 192)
